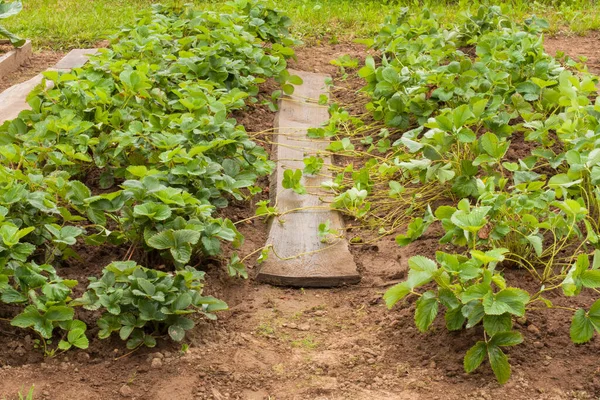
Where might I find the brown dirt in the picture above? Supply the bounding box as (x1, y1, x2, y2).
(0, 50, 64, 93)
(0, 43, 15, 55)
(2, 37, 600, 400)
(545, 32, 600, 73)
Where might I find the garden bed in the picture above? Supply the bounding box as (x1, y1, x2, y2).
(0, 31, 599, 399)
(3, 1, 600, 398)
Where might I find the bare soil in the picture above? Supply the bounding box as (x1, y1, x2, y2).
(545, 32, 600, 73)
(0, 50, 63, 93)
(1, 37, 600, 400)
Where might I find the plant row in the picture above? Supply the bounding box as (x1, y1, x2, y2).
(0, 1, 299, 353)
(298, 6, 600, 383)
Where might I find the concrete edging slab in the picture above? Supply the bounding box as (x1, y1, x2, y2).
(0, 40, 32, 78)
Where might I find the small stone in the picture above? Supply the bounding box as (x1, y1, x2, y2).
(288, 323, 298, 329)
(119, 385, 134, 397)
(527, 324, 541, 336)
(211, 388, 226, 400)
(138, 364, 149, 373)
(298, 324, 310, 331)
(154, 352, 164, 359)
(533, 341, 544, 349)
(313, 310, 327, 317)
(151, 358, 163, 369)
(42, 391, 50, 397)
(367, 358, 376, 365)
(362, 348, 378, 357)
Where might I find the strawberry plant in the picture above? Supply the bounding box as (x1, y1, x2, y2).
(307, 4, 600, 384)
(0, 0, 300, 353)
(73, 261, 226, 349)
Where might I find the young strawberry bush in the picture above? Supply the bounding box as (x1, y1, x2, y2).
(0, 0, 299, 352)
(72, 261, 226, 349)
(306, 5, 600, 383)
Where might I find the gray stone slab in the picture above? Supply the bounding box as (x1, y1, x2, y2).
(53, 48, 98, 71)
(0, 74, 46, 124)
(257, 70, 360, 287)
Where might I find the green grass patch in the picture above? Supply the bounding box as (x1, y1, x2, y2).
(4, 0, 600, 50)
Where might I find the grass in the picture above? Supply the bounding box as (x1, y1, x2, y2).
(3, 0, 600, 50)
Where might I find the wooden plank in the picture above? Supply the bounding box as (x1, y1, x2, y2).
(257, 70, 360, 287)
(0, 49, 98, 124)
(0, 40, 32, 78)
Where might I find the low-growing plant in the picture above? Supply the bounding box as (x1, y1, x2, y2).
(307, 4, 600, 384)
(73, 261, 227, 349)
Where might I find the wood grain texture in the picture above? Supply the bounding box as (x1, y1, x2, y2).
(257, 70, 360, 287)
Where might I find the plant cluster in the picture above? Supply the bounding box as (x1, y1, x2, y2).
(308, 5, 600, 383)
(0, 0, 298, 353)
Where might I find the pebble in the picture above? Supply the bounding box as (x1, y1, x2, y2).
(533, 341, 544, 349)
(154, 352, 165, 359)
(119, 385, 134, 397)
(298, 324, 311, 331)
(151, 358, 163, 369)
(362, 348, 378, 357)
(527, 324, 541, 336)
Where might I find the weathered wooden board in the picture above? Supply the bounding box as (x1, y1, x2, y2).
(0, 40, 32, 78)
(0, 49, 98, 124)
(257, 70, 360, 287)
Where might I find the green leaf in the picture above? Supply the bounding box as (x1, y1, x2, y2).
(288, 75, 303, 85)
(120, 325, 135, 340)
(174, 293, 192, 310)
(414, 291, 439, 332)
(452, 105, 473, 128)
(482, 288, 530, 317)
(133, 202, 172, 221)
(464, 341, 487, 373)
(571, 308, 595, 344)
(445, 307, 466, 331)
(67, 328, 89, 349)
(0, 1, 23, 19)
(45, 306, 75, 322)
(581, 270, 600, 289)
(525, 235, 543, 257)
(168, 324, 186, 341)
(489, 331, 523, 347)
(137, 278, 155, 296)
(488, 345, 511, 384)
(483, 313, 513, 336)
(383, 281, 411, 309)
(147, 229, 201, 264)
